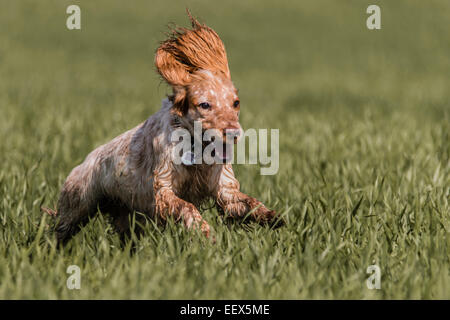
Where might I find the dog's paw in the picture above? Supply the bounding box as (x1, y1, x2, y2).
(252, 207, 285, 228)
(268, 212, 286, 229)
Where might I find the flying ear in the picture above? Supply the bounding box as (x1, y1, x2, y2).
(155, 45, 192, 116)
(154, 46, 191, 87)
(155, 10, 230, 85)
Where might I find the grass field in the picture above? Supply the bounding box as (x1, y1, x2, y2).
(0, 0, 449, 299)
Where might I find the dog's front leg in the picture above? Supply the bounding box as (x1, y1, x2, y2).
(214, 165, 280, 225)
(155, 188, 210, 237)
(153, 166, 210, 237)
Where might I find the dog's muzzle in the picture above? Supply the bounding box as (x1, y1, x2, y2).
(224, 128, 242, 144)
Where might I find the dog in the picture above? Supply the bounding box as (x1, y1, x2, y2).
(46, 12, 281, 245)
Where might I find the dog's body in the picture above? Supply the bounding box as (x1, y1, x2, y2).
(53, 13, 279, 245)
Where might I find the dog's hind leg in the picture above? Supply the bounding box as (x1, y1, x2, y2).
(55, 172, 102, 246)
(103, 202, 135, 241)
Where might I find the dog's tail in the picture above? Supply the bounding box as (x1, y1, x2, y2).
(41, 206, 57, 217)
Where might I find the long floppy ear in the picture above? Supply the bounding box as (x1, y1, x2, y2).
(155, 44, 192, 116)
(155, 46, 192, 87)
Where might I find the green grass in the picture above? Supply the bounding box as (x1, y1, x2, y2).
(0, 0, 449, 299)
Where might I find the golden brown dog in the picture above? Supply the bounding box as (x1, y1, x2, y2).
(48, 12, 280, 245)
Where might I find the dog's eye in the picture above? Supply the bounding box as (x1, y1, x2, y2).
(198, 102, 211, 110)
(233, 100, 240, 108)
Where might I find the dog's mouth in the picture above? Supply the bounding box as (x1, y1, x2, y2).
(182, 138, 233, 165)
(180, 129, 236, 166)
(211, 142, 233, 163)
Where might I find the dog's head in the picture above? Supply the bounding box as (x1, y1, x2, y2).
(155, 11, 242, 148)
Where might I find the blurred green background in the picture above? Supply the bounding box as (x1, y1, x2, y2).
(0, 0, 448, 299)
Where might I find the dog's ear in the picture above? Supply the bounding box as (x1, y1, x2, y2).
(155, 46, 191, 87)
(155, 46, 191, 115)
(168, 87, 189, 117)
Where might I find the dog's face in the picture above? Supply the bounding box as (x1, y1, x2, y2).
(155, 14, 242, 151)
(184, 70, 242, 144)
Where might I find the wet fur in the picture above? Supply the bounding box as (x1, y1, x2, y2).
(51, 12, 280, 245)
